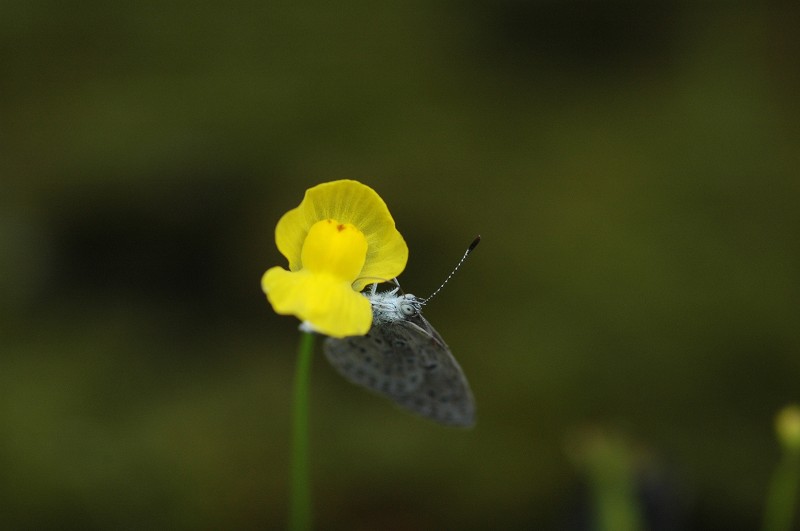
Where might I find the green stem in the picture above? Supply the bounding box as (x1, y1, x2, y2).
(762, 451, 800, 531)
(575, 430, 644, 531)
(289, 331, 315, 531)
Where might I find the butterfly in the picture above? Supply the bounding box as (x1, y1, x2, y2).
(323, 237, 479, 427)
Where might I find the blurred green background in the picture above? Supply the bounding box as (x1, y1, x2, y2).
(3, 2, 799, 529)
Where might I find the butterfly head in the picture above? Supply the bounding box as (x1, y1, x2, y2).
(367, 289, 423, 325)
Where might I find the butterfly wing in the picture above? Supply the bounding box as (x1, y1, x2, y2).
(324, 314, 476, 427)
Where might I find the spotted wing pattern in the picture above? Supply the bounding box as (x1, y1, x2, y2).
(324, 313, 475, 427)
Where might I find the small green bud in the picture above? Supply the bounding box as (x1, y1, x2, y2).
(775, 404, 800, 452)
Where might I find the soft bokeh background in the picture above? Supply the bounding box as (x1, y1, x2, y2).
(3, 2, 799, 529)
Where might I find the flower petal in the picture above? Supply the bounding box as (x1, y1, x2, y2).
(301, 219, 367, 280)
(262, 266, 373, 338)
(353, 226, 408, 291)
(274, 204, 308, 272)
(274, 180, 408, 286)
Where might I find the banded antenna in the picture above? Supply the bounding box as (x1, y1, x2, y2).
(421, 235, 481, 305)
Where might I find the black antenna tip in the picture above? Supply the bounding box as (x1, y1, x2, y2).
(468, 235, 481, 253)
(420, 235, 480, 305)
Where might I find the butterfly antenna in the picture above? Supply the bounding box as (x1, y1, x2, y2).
(421, 235, 481, 305)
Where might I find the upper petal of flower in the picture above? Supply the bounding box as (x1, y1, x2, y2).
(274, 180, 408, 289)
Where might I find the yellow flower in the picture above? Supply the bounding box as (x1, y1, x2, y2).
(261, 180, 408, 338)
